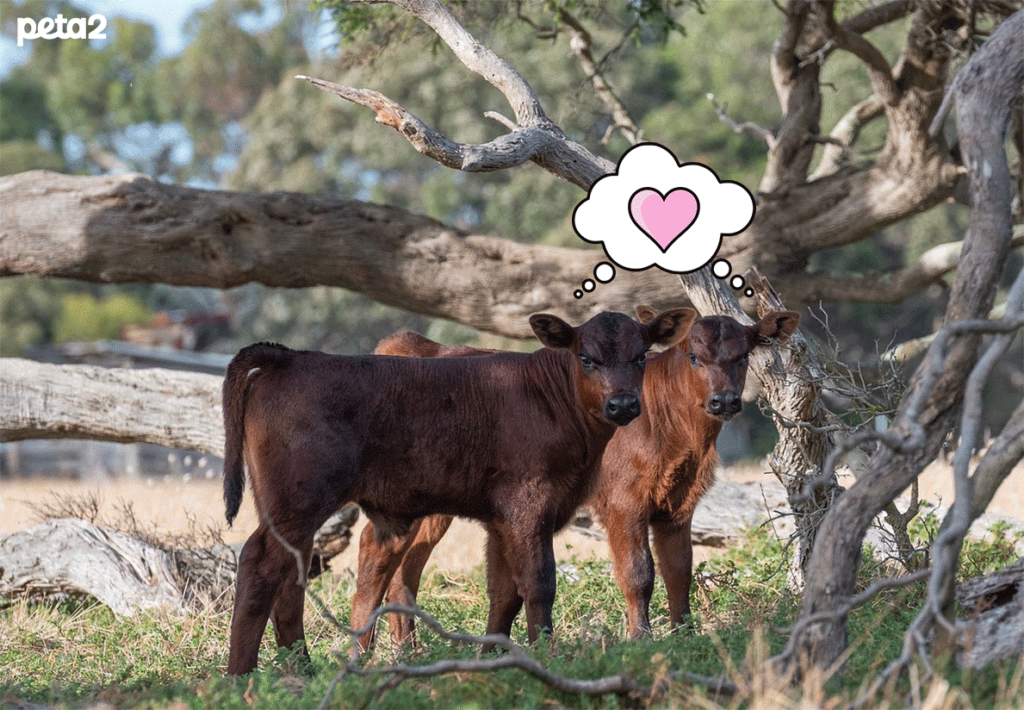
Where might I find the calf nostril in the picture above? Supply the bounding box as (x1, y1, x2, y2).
(708, 392, 742, 415)
(606, 394, 641, 423)
(626, 397, 641, 418)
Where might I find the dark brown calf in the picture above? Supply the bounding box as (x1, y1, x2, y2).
(222, 309, 693, 674)
(354, 307, 799, 648)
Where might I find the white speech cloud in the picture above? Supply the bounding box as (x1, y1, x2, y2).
(572, 143, 754, 273)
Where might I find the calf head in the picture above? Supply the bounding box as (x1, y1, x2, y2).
(637, 306, 800, 421)
(530, 308, 696, 426)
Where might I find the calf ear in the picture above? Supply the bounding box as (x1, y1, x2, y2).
(529, 313, 577, 349)
(752, 310, 801, 345)
(634, 305, 658, 324)
(645, 307, 697, 347)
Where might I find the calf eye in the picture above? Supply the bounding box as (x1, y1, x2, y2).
(634, 352, 647, 366)
(580, 354, 595, 369)
(689, 353, 699, 366)
(739, 355, 750, 366)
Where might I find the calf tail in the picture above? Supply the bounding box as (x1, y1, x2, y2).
(222, 342, 290, 526)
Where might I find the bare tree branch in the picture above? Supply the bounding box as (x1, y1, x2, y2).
(785, 238, 1023, 305)
(824, 3, 901, 105)
(810, 96, 884, 179)
(304, 0, 615, 190)
(707, 93, 776, 146)
(295, 76, 559, 174)
(764, 0, 821, 192)
(330, 602, 736, 704)
(555, 8, 643, 145)
(841, 0, 915, 35)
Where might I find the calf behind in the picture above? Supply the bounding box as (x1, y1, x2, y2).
(222, 309, 693, 673)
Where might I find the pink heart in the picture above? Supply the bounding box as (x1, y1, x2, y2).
(628, 188, 700, 252)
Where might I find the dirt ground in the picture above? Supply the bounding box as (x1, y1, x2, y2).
(2, 458, 1021, 577)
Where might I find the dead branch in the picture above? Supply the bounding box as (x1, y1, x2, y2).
(294, 76, 560, 175)
(555, 7, 643, 145)
(332, 603, 736, 705)
(0, 502, 358, 615)
(302, 0, 614, 190)
(0, 519, 186, 615)
(706, 93, 776, 146)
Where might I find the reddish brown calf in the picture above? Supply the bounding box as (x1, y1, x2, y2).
(222, 309, 694, 674)
(353, 307, 799, 648)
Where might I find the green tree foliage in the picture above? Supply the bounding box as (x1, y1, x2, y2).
(52, 291, 153, 343)
(0, 279, 155, 356)
(0, 138, 65, 174)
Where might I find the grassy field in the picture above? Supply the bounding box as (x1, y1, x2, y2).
(1, 501, 1022, 709)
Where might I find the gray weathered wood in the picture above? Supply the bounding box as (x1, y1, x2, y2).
(0, 358, 224, 455)
(955, 557, 1024, 669)
(0, 171, 683, 339)
(0, 507, 360, 615)
(0, 519, 184, 616)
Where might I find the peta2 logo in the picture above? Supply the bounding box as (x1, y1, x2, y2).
(16, 14, 107, 46)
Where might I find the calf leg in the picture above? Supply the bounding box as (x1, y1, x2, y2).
(482, 526, 524, 651)
(350, 519, 417, 656)
(270, 542, 314, 661)
(651, 517, 694, 629)
(384, 514, 453, 646)
(600, 506, 655, 639)
(491, 518, 557, 645)
(229, 523, 310, 674)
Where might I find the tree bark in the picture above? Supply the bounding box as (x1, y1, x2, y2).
(0, 170, 683, 339)
(0, 358, 224, 455)
(788, 8, 1024, 675)
(955, 557, 1024, 670)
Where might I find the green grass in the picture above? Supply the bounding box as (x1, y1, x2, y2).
(1, 525, 1021, 709)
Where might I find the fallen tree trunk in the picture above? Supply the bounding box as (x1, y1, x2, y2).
(0, 519, 186, 616)
(0, 507, 359, 615)
(0, 358, 224, 455)
(2, 359, 776, 559)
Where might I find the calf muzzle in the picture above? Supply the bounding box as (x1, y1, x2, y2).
(706, 391, 742, 419)
(605, 393, 642, 426)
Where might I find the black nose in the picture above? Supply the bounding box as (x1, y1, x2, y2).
(707, 392, 742, 418)
(605, 394, 641, 425)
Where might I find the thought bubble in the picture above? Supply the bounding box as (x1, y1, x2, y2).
(571, 142, 755, 296)
(574, 262, 617, 299)
(711, 258, 755, 297)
